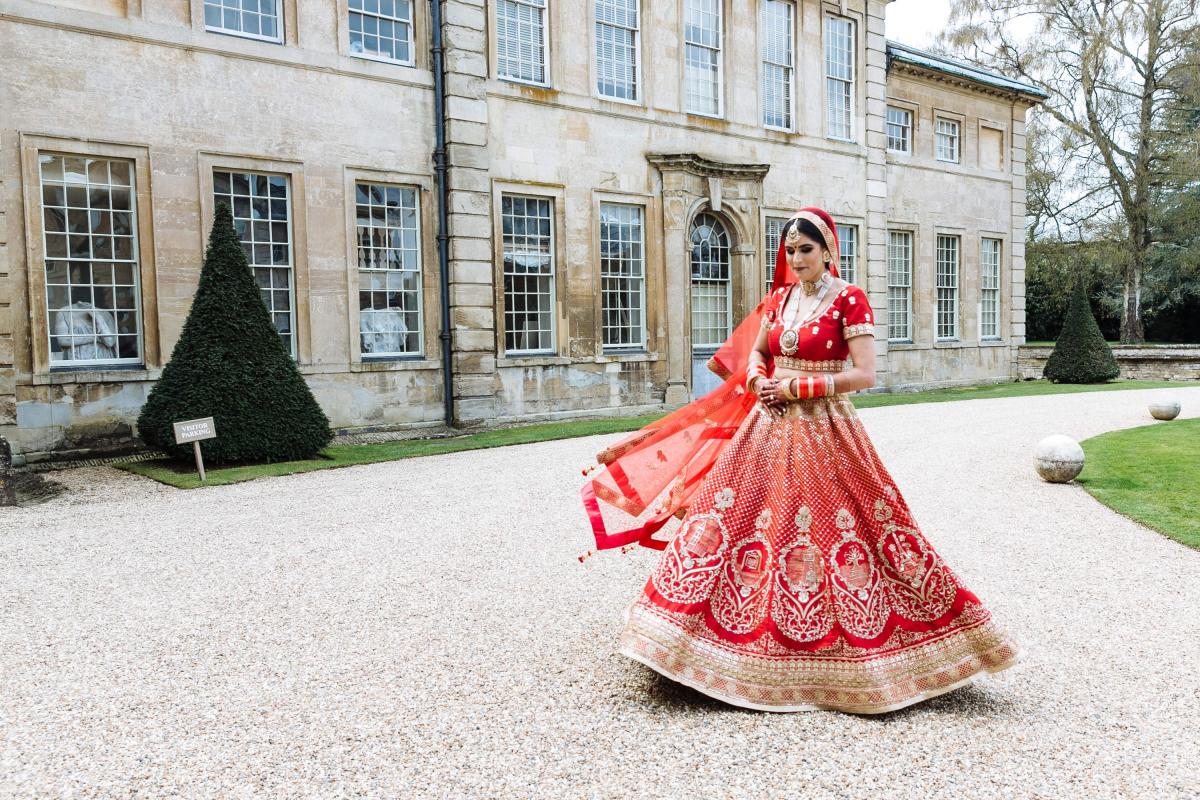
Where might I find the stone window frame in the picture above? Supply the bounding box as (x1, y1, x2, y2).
(682, 0, 726, 119)
(334, 0, 431, 71)
(885, 226, 916, 344)
(977, 118, 1008, 173)
(491, 181, 566, 360)
(340, 0, 420, 68)
(934, 110, 964, 164)
(978, 231, 1008, 344)
(761, 211, 791, 294)
(343, 167, 440, 365)
(18, 134, 162, 377)
(592, 0, 644, 106)
(594, 197, 650, 353)
(885, 102, 916, 155)
(934, 230, 962, 342)
(834, 219, 863, 286)
(822, 10, 857, 142)
(492, 0, 554, 88)
(759, 0, 797, 132)
(190, 0, 298, 46)
(687, 209, 736, 353)
(196, 151, 313, 363)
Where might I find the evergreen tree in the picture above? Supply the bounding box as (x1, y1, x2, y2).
(137, 203, 332, 463)
(1043, 277, 1121, 384)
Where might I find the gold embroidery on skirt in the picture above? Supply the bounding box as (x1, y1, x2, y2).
(622, 602, 1018, 713)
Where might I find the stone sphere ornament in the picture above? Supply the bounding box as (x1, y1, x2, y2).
(1148, 394, 1182, 421)
(1034, 435, 1086, 483)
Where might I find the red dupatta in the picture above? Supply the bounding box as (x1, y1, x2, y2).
(581, 207, 841, 552)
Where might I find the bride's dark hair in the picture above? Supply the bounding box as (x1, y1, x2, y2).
(782, 217, 831, 261)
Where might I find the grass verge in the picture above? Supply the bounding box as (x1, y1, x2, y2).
(120, 378, 1190, 489)
(1077, 417, 1200, 550)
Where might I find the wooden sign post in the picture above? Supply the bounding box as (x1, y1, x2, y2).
(172, 417, 217, 482)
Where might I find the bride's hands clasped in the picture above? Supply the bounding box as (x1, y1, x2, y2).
(755, 377, 791, 412)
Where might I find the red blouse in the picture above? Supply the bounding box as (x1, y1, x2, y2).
(763, 283, 875, 368)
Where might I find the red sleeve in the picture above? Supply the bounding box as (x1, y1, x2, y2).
(840, 285, 875, 340)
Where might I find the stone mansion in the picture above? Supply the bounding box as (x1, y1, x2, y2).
(0, 0, 1046, 460)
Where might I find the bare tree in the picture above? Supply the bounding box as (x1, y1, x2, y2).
(944, 0, 1199, 342)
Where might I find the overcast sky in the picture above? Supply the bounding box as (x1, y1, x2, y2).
(884, 0, 952, 49)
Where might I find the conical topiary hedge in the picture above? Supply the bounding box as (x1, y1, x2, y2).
(137, 203, 332, 464)
(1043, 277, 1120, 384)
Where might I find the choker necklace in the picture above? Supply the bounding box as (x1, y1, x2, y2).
(801, 271, 830, 297)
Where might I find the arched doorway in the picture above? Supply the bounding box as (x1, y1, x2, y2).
(689, 212, 732, 398)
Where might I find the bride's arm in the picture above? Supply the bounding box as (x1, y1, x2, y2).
(832, 335, 876, 393)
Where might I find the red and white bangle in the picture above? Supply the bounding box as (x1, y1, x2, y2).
(746, 363, 767, 393)
(786, 374, 838, 400)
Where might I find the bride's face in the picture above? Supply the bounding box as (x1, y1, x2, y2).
(784, 229, 827, 282)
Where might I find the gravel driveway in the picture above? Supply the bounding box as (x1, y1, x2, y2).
(2, 387, 1199, 799)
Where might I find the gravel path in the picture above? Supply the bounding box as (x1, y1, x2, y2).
(2, 387, 1199, 799)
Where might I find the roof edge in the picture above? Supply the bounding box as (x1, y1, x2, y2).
(886, 40, 1050, 102)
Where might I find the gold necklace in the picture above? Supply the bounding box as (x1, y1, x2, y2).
(779, 275, 833, 355)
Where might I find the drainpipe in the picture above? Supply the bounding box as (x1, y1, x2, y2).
(431, 0, 454, 425)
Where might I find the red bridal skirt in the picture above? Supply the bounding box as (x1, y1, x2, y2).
(620, 395, 1018, 714)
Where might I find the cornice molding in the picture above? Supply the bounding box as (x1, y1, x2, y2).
(646, 154, 771, 181)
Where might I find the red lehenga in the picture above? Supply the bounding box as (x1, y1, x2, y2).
(582, 209, 1018, 714)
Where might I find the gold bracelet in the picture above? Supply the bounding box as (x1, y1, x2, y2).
(825, 375, 836, 395)
(779, 377, 797, 402)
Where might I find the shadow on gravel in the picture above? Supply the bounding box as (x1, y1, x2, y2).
(636, 668, 1020, 719)
(2, 472, 67, 508)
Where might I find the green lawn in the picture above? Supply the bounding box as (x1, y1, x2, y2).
(851, 378, 1182, 408)
(1077, 417, 1200, 550)
(121, 378, 1191, 489)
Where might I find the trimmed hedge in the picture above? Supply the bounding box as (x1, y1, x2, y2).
(1044, 278, 1121, 384)
(137, 203, 332, 463)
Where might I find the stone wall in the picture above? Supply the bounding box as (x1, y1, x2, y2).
(1018, 345, 1200, 382)
(0, 0, 446, 459)
(882, 64, 1033, 387)
(1, 0, 1044, 461)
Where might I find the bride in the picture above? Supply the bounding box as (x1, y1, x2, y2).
(582, 207, 1017, 713)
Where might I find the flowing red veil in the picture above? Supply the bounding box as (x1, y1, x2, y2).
(582, 208, 841, 552)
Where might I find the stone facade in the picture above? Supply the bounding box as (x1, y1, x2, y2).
(0, 0, 1045, 460)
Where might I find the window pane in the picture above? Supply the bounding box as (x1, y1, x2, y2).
(760, 0, 794, 129)
(204, 0, 282, 41)
(358, 182, 423, 356)
(215, 169, 295, 355)
(886, 106, 911, 153)
(596, 0, 639, 100)
(502, 195, 555, 353)
(763, 216, 787, 293)
(936, 234, 959, 340)
(40, 154, 142, 365)
(497, 0, 548, 84)
(836, 224, 857, 285)
(684, 0, 721, 115)
(886, 231, 912, 341)
(981, 238, 1002, 339)
(600, 203, 645, 349)
(824, 16, 853, 139)
(349, 0, 413, 62)
(936, 119, 960, 162)
(689, 212, 731, 349)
